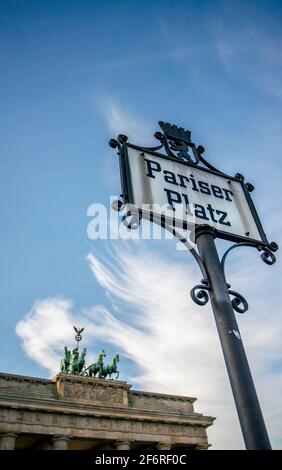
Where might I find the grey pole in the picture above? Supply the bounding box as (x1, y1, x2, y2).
(195, 225, 271, 450)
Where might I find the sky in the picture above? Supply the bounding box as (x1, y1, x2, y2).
(1, 0, 282, 450)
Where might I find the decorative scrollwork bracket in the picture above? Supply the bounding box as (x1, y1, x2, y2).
(109, 121, 279, 316)
(191, 279, 210, 306)
(218, 241, 278, 314)
(221, 241, 278, 274)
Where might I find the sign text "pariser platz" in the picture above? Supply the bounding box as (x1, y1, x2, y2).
(126, 147, 263, 243)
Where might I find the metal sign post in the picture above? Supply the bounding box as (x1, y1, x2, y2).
(109, 121, 278, 449)
(196, 225, 271, 449)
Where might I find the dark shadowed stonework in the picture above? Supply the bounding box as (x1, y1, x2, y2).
(0, 372, 215, 450)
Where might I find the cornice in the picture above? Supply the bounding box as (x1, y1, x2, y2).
(0, 372, 50, 385)
(131, 390, 197, 403)
(0, 399, 215, 427)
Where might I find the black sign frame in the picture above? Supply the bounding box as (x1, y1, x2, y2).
(117, 140, 270, 247)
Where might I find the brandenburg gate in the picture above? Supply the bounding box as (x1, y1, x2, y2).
(0, 371, 214, 450)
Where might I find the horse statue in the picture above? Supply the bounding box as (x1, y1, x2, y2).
(84, 350, 106, 377)
(60, 346, 71, 373)
(99, 353, 120, 379)
(69, 348, 79, 374)
(77, 348, 87, 374)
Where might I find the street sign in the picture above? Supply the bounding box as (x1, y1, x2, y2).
(119, 143, 267, 245)
(110, 122, 278, 449)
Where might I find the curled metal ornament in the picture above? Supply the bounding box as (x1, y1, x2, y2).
(220, 241, 278, 314)
(111, 199, 141, 230)
(111, 199, 124, 212)
(259, 243, 278, 265)
(221, 241, 278, 276)
(122, 210, 141, 230)
(190, 279, 210, 306)
(228, 289, 249, 314)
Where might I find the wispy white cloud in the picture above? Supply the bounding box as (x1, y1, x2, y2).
(93, 45, 210, 72)
(15, 297, 76, 373)
(97, 97, 153, 145)
(91, 96, 154, 189)
(16, 241, 282, 449)
(214, 24, 282, 99)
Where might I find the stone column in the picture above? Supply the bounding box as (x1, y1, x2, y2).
(52, 436, 70, 450)
(0, 433, 17, 450)
(157, 443, 171, 451)
(115, 440, 131, 450)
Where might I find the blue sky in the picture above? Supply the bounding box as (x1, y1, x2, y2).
(1, 0, 282, 449)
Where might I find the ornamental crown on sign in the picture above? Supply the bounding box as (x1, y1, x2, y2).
(158, 121, 192, 144)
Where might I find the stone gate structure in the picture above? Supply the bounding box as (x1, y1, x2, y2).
(0, 372, 215, 450)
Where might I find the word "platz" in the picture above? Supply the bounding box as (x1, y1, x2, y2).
(144, 158, 234, 227)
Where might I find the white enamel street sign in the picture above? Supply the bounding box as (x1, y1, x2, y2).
(125, 146, 264, 243)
